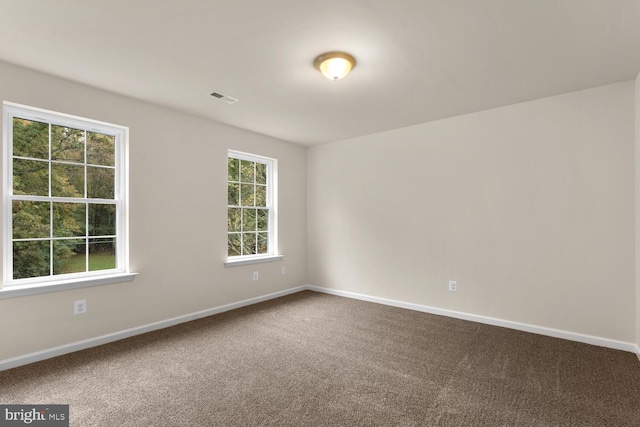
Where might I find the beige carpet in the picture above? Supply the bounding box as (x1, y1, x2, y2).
(1, 290, 639, 426)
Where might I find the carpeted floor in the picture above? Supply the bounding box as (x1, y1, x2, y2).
(1, 290, 639, 426)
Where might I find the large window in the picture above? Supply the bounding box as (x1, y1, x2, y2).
(227, 150, 277, 262)
(3, 103, 129, 289)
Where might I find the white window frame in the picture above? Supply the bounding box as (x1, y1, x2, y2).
(225, 150, 281, 267)
(1, 102, 135, 298)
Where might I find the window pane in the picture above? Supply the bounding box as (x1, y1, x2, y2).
(228, 158, 239, 182)
(54, 239, 86, 275)
(53, 203, 86, 237)
(13, 118, 48, 159)
(51, 163, 84, 197)
(87, 166, 115, 199)
(242, 208, 256, 232)
(89, 238, 116, 271)
(256, 162, 266, 185)
(228, 233, 241, 257)
(87, 132, 115, 166)
(13, 240, 50, 279)
(13, 158, 48, 196)
(255, 185, 266, 207)
(242, 232, 256, 255)
(7, 105, 127, 285)
(257, 232, 268, 254)
(51, 125, 84, 162)
(228, 208, 241, 232)
(257, 209, 269, 231)
(240, 184, 254, 206)
(228, 183, 239, 206)
(89, 203, 116, 236)
(13, 201, 50, 239)
(240, 160, 254, 183)
(227, 152, 274, 260)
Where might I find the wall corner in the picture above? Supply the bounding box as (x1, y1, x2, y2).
(635, 72, 640, 350)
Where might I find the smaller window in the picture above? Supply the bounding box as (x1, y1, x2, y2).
(227, 150, 277, 261)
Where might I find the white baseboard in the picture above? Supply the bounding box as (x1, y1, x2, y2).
(306, 285, 640, 355)
(3, 284, 638, 371)
(0, 286, 306, 372)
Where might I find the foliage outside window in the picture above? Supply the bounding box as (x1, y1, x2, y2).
(227, 151, 276, 260)
(3, 103, 128, 286)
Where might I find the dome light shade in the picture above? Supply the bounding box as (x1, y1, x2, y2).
(314, 52, 356, 80)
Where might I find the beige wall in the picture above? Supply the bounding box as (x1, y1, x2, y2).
(308, 81, 636, 342)
(1, 59, 637, 362)
(636, 72, 640, 351)
(0, 61, 307, 360)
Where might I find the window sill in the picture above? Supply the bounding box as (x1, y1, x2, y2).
(224, 255, 283, 268)
(0, 273, 138, 299)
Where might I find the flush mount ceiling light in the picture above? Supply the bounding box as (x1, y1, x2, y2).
(313, 51, 356, 80)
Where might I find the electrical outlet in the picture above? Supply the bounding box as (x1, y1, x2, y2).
(448, 281, 457, 292)
(74, 299, 87, 315)
(253, 271, 259, 281)
(281, 266, 286, 276)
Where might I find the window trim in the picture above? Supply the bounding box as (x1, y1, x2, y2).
(2, 102, 132, 291)
(224, 255, 283, 268)
(227, 150, 279, 264)
(0, 272, 138, 299)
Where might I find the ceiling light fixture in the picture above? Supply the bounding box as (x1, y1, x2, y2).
(313, 51, 356, 80)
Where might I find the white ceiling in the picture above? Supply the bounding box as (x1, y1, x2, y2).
(1, 0, 640, 146)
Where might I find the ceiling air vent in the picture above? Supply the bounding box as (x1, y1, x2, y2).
(210, 92, 239, 104)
